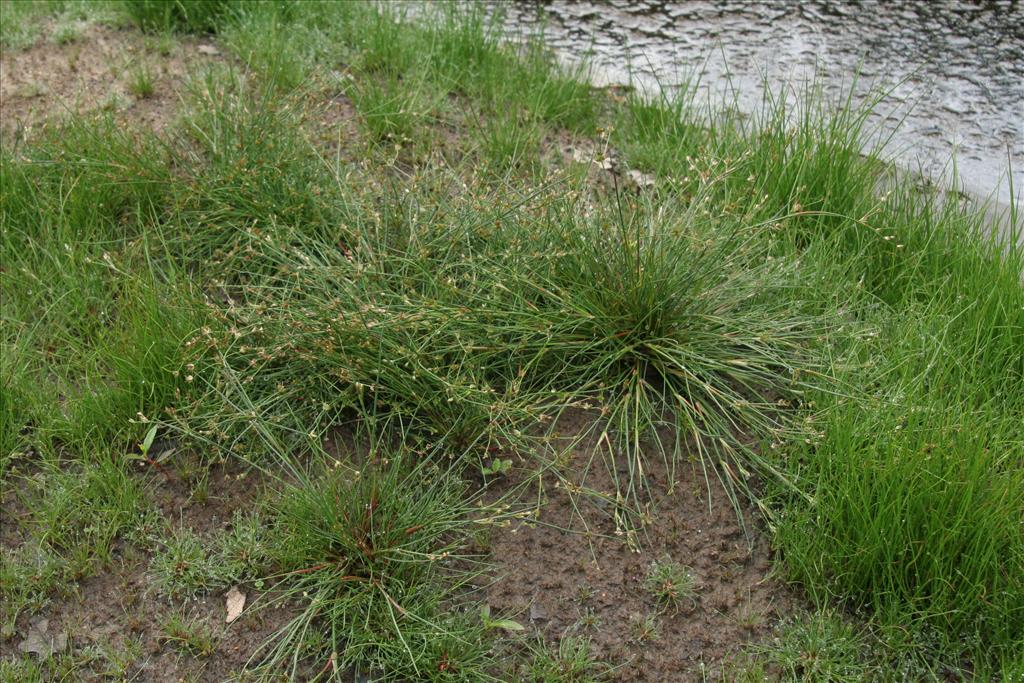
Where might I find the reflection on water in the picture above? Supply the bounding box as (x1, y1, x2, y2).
(500, 0, 1023, 205)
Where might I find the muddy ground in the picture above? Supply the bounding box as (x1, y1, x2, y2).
(479, 410, 794, 681)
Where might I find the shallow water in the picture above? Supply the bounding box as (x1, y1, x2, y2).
(499, 0, 1024, 207)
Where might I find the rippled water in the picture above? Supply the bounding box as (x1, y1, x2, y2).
(499, 0, 1024, 206)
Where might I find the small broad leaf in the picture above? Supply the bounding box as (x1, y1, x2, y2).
(141, 425, 158, 454)
(491, 619, 525, 631)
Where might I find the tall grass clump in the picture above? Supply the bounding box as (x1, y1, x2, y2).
(738, 81, 884, 241)
(469, 186, 824, 520)
(166, 182, 551, 465)
(426, 3, 505, 90)
(617, 80, 704, 180)
(0, 117, 170, 244)
(0, 262, 209, 449)
(779, 386, 1023, 666)
(167, 157, 822, 521)
(608, 58, 1022, 671)
(350, 70, 444, 144)
(62, 273, 212, 445)
(0, 334, 37, 473)
(776, 328, 1024, 669)
(173, 67, 349, 260)
(249, 444, 495, 681)
(771, 182, 1024, 671)
(222, 1, 314, 92)
(123, 0, 240, 34)
(0, 118, 212, 447)
(511, 38, 596, 132)
(424, 4, 596, 131)
(615, 75, 887, 251)
(473, 107, 544, 177)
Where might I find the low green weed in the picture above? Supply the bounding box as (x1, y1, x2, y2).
(748, 611, 873, 683)
(160, 609, 220, 657)
(0, 0, 47, 49)
(147, 510, 272, 599)
(26, 457, 146, 569)
(217, 509, 273, 584)
(643, 557, 696, 611)
(51, 19, 83, 45)
(127, 62, 156, 98)
(148, 526, 219, 599)
(0, 457, 144, 632)
(520, 635, 609, 682)
(0, 545, 66, 638)
(0, 0, 119, 50)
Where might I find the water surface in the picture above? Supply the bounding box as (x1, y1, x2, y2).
(500, 0, 1024, 206)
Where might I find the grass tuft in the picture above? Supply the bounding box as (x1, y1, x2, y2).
(248, 447, 495, 680)
(643, 557, 696, 611)
(122, 0, 240, 34)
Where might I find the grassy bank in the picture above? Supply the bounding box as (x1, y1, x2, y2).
(1, 1, 1021, 680)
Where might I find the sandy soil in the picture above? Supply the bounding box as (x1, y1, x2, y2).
(1, 21, 222, 142)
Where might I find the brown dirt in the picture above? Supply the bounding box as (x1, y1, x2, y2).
(2, 418, 796, 681)
(145, 451, 266, 535)
(0, 472, 32, 550)
(0, 21, 223, 142)
(481, 409, 796, 681)
(308, 88, 362, 155)
(0, 457, 295, 682)
(25, 555, 297, 682)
